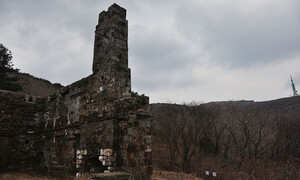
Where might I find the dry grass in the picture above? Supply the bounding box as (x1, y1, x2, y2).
(153, 170, 202, 180)
(0, 171, 203, 180)
(0, 173, 71, 180)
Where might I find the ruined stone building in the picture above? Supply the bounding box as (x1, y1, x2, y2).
(0, 4, 152, 179)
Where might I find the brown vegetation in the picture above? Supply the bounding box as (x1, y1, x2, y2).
(6, 71, 62, 96)
(153, 170, 202, 180)
(151, 98, 300, 179)
(0, 173, 71, 180)
(0, 171, 201, 180)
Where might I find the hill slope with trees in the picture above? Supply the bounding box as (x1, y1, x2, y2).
(150, 97, 300, 179)
(0, 43, 62, 96)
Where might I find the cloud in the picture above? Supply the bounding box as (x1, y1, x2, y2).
(129, 23, 201, 92)
(174, 0, 300, 68)
(0, 0, 299, 103)
(0, 0, 101, 84)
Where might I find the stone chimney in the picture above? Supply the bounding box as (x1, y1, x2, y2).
(92, 3, 131, 98)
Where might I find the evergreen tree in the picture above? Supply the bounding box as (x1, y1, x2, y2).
(0, 43, 14, 68)
(0, 43, 22, 92)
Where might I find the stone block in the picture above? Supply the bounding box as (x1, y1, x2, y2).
(144, 135, 151, 145)
(140, 119, 151, 128)
(105, 135, 114, 142)
(101, 159, 106, 166)
(76, 159, 83, 165)
(107, 156, 116, 162)
(80, 150, 84, 155)
(123, 136, 131, 143)
(99, 155, 104, 161)
(127, 128, 137, 136)
(108, 166, 117, 171)
(103, 149, 113, 156)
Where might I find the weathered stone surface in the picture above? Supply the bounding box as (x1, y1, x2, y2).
(0, 3, 152, 180)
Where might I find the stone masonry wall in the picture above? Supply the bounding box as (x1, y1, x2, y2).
(0, 4, 152, 180)
(0, 90, 46, 171)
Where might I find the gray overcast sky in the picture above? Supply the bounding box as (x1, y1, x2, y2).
(1, 0, 300, 103)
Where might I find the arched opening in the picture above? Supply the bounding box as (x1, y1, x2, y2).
(85, 157, 105, 173)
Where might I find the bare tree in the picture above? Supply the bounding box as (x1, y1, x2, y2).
(225, 103, 273, 163)
(153, 100, 300, 179)
(156, 104, 180, 163)
(156, 102, 220, 172)
(270, 113, 300, 161)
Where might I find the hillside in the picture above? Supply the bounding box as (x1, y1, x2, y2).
(151, 96, 300, 121)
(150, 97, 300, 179)
(6, 70, 62, 96)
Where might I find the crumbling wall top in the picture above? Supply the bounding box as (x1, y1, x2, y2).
(98, 3, 126, 23)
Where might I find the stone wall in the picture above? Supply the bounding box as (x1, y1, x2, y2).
(0, 90, 46, 171)
(0, 3, 152, 180)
